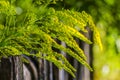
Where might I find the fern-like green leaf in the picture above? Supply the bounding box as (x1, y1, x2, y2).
(0, 1, 102, 78)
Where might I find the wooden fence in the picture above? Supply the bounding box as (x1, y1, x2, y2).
(0, 29, 93, 80)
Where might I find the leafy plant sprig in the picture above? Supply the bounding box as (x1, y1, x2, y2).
(0, 0, 102, 77)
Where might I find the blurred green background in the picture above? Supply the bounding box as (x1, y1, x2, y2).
(54, 0, 120, 80)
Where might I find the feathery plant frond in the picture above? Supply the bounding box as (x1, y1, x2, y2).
(0, 0, 102, 77)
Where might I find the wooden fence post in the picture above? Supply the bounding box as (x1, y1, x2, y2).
(0, 56, 23, 80)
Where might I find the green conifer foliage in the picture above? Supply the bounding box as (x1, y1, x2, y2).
(0, 0, 102, 77)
